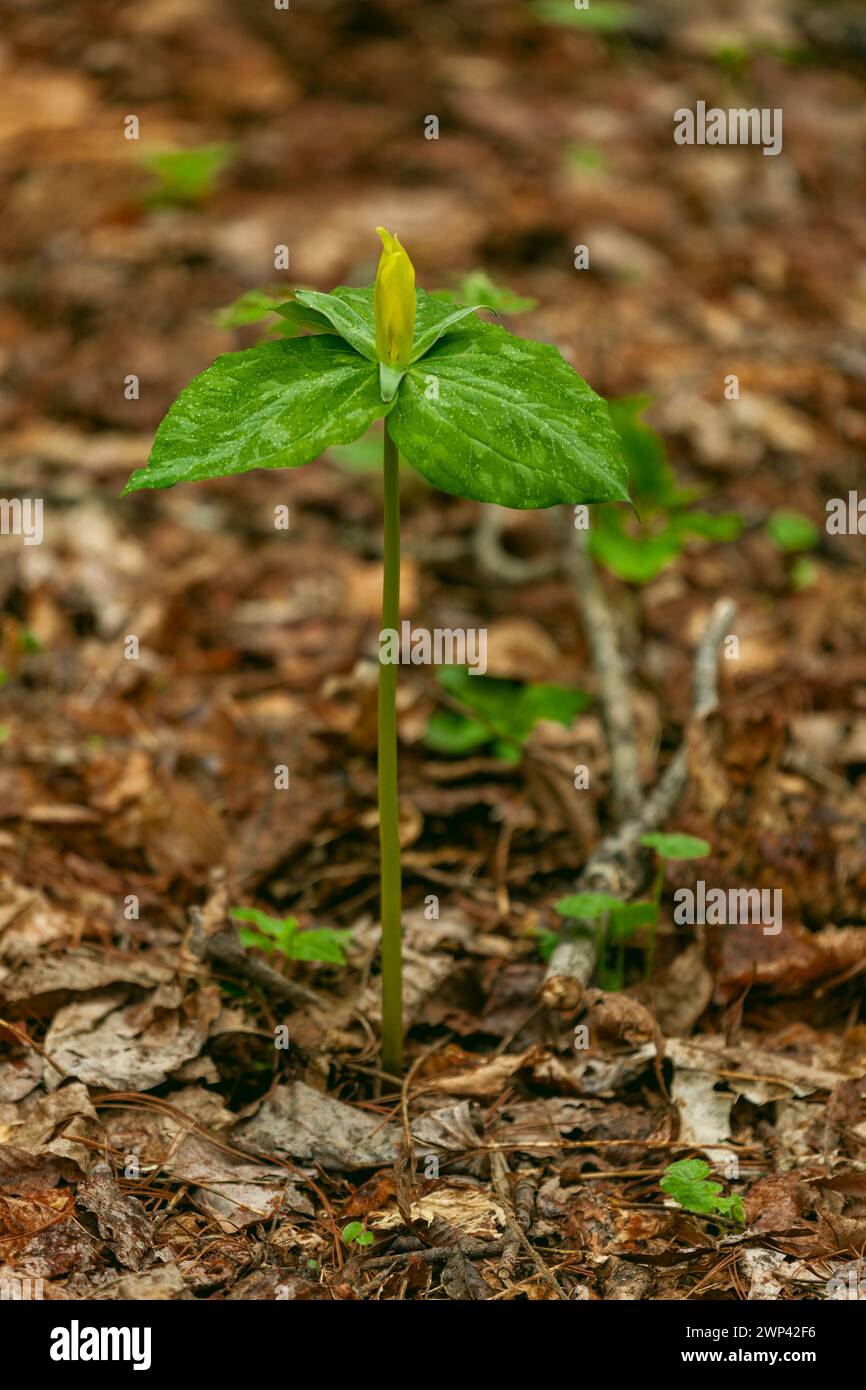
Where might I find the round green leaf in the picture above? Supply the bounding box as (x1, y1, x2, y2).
(639, 832, 711, 860)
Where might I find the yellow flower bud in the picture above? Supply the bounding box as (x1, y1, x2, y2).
(374, 227, 416, 369)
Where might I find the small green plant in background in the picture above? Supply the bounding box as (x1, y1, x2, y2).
(141, 144, 235, 207)
(341, 1221, 374, 1248)
(123, 228, 628, 1073)
(660, 1159, 745, 1224)
(232, 907, 352, 965)
(553, 891, 657, 990)
(589, 398, 743, 583)
(552, 831, 711, 987)
(425, 667, 591, 763)
(213, 288, 289, 331)
(530, 0, 639, 32)
(638, 832, 711, 978)
(765, 507, 820, 590)
(433, 270, 538, 316)
(564, 144, 607, 177)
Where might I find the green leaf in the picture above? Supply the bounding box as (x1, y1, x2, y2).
(608, 900, 658, 942)
(283, 286, 483, 367)
(411, 304, 486, 359)
(791, 556, 818, 590)
(341, 1221, 373, 1247)
(640, 832, 711, 861)
(141, 143, 234, 205)
(436, 271, 537, 315)
(609, 396, 678, 509)
(423, 708, 493, 758)
(766, 509, 820, 553)
(530, 1, 639, 31)
(213, 289, 286, 330)
(532, 927, 561, 963)
(425, 667, 591, 761)
(272, 296, 338, 335)
(291, 288, 379, 361)
(389, 322, 629, 509)
(121, 337, 390, 494)
(233, 908, 351, 964)
(660, 1159, 745, 1223)
(588, 513, 682, 583)
(555, 892, 622, 920)
(286, 927, 352, 964)
(669, 509, 743, 542)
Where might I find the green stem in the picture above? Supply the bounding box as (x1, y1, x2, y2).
(644, 860, 665, 981)
(379, 423, 403, 1075)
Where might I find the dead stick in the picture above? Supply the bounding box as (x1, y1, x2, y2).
(569, 530, 642, 821)
(542, 595, 736, 1009)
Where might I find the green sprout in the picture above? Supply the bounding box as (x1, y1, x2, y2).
(433, 270, 537, 315)
(122, 227, 628, 1074)
(141, 144, 235, 207)
(765, 508, 820, 590)
(660, 1159, 745, 1225)
(231, 907, 351, 965)
(530, 1, 639, 32)
(341, 1222, 374, 1248)
(554, 891, 657, 991)
(638, 832, 711, 979)
(553, 832, 711, 987)
(425, 667, 591, 763)
(589, 398, 743, 584)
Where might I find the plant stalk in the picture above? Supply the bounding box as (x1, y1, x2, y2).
(644, 860, 665, 980)
(379, 423, 403, 1074)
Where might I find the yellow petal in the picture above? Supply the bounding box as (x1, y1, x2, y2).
(374, 227, 416, 368)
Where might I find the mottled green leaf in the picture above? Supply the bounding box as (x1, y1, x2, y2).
(389, 322, 629, 509)
(291, 288, 378, 360)
(121, 336, 389, 494)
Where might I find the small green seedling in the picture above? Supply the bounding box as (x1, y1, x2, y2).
(123, 228, 628, 1073)
(553, 891, 656, 990)
(141, 144, 235, 207)
(638, 832, 711, 979)
(341, 1221, 373, 1248)
(433, 270, 537, 316)
(425, 667, 591, 763)
(232, 907, 351, 965)
(660, 1159, 745, 1225)
(765, 508, 820, 591)
(213, 288, 290, 331)
(589, 398, 743, 584)
(531, 0, 639, 33)
(553, 832, 712, 986)
(765, 508, 820, 553)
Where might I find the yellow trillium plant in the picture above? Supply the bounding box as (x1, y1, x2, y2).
(123, 228, 629, 1075)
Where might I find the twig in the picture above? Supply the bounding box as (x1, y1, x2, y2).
(569, 530, 642, 821)
(490, 1151, 567, 1298)
(474, 505, 560, 584)
(542, 593, 736, 1009)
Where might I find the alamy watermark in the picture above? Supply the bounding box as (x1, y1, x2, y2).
(826, 492, 866, 534)
(379, 622, 487, 674)
(50, 1321, 151, 1371)
(0, 498, 43, 545)
(674, 102, 782, 157)
(673, 881, 782, 935)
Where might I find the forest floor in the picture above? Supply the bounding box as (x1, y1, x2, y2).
(0, 0, 865, 1300)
